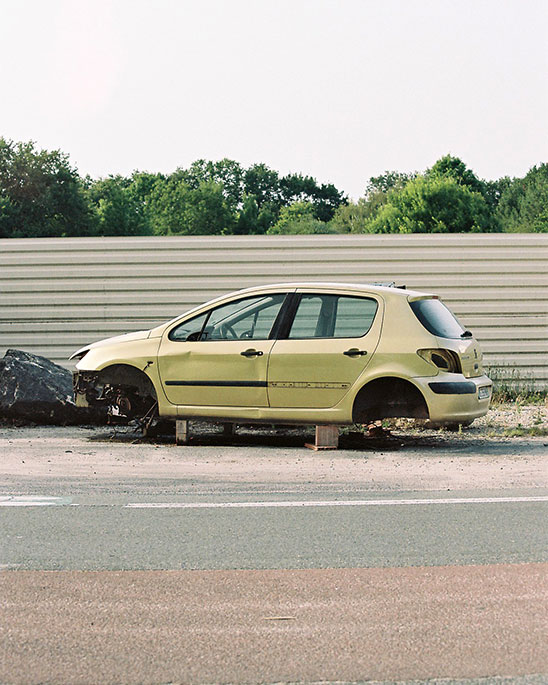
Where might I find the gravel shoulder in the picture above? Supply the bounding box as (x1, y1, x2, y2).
(0, 403, 546, 492)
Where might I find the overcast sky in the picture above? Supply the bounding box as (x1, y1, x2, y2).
(2, 0, 547, 198)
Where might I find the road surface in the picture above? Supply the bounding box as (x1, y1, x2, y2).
(0, 426, 547, 684)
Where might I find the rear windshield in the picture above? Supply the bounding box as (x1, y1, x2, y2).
(410, 298, 465, 339)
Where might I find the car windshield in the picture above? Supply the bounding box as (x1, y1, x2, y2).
(410, 298, 465, 339)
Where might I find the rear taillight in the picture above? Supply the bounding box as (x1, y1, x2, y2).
(417, 348, 461, 373)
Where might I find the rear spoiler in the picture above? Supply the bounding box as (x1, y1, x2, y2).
(407, 294, 439, 302)
(369, 282, 440, 300)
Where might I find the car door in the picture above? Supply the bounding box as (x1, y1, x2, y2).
(158, 292, 288, 407)
(267, 290, 383, 409)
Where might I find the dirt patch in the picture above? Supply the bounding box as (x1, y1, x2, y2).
(0, 404, 546, 491)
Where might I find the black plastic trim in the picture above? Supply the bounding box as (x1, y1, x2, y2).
(275, 292, 301, 340)
(428, 381, 477, 395)
(165, 380, 267, 388)
(268, 292, 294, 340)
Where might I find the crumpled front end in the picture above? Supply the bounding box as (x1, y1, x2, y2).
(70, 328, 163, 424)
(73, 367, 158, 425)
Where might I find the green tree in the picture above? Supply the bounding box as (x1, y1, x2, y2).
(0, 195, 19, 238)
(0, 138, 96, 237)
(256, 203, 278, 234)
(267, 201, 336, 234)
(280, 173, 346, 221)
(496, 164, 548, 232)
(129, 171, 165, 205)
(86, 175, 153, 236)
(329, 198, 377, 233)
(340, 170, 417, 232)
(149, 178, 235, 235)
(482, 176, 514, 212)
(361, 175, 498, 234)
(365, 170, 415, 196)
(182, 159, 244, 211)
(304, 181, 346, 222)
(162, 161, 348, 234)
(126, 171, 165, 232)
(426, 155, 486, 195)
(234, 194, 259, 234)
(244, 163, 281, 210)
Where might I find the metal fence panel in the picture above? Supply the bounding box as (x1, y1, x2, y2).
(1, 234, 547, 387)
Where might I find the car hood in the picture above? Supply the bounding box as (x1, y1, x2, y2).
(69, 330, 151, 360)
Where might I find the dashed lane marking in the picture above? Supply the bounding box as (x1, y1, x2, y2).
(1, 495, 546, 508)
(0, 496, 74, 507)
(125, 496, 548, 509)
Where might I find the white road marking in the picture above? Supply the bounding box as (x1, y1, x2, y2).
(0, 496, 73, 507)
(125, 496, 548, 509)
(1, 495, 546, 509)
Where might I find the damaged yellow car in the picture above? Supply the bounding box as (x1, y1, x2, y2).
(71, 282, 492, 427)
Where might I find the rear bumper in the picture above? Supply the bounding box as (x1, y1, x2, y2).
(415, 374, 492, 423)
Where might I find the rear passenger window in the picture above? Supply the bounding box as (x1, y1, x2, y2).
(288, 294, 378, 338)
(334, 296, 378, 337)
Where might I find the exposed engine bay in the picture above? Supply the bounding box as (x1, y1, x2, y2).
(73, 367, 158, 428)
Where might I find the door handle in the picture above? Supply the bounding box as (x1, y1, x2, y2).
(240, 348, 264, 358)
(343, 348, 367, 357)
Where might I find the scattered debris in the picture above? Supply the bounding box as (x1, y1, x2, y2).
(367, 421, 391, 438)
(0, 349, 99, 425)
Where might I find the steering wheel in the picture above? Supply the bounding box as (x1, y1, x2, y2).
(222, 325, 239, 339)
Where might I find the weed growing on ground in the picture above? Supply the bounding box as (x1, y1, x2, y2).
(503, 425, 548, 438)
(487, 365, 546, 405)
(491, 387, 546, 406)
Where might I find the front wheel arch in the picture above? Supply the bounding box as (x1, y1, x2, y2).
(96, 363, 157, 398)
(88, 363, 158, 421)
(352, 377, 429, 423)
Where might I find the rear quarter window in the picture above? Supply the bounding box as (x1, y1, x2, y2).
(410, 298, 465, 339)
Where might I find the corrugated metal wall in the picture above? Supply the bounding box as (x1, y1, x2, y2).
(1, 234, 547, 387)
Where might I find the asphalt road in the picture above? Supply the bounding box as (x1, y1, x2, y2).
(2, 564, 547, 685)
(1, 429, 547, 684)
(1, 480, 547, 570)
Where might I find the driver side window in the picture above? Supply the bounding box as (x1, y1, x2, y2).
(206, 294, 286, 340)
(169, 294, 286, 342)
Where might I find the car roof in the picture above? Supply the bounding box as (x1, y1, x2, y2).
(151, 281, 437, 334)
(232, 281, 434, 299)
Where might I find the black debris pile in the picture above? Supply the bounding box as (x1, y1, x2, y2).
(0, 349, 86, 424)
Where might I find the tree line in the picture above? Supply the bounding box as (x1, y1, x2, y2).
(0, 137, 546, 238)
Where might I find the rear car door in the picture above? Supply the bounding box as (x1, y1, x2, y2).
(267, 290, 383, 408)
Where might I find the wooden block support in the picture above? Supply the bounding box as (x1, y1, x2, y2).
(305, 424, 339, 451)
(222, 423, 235, 437)
(175, 419, 190, 445)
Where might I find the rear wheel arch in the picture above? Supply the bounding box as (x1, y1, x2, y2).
(352, 376, 429, 423)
